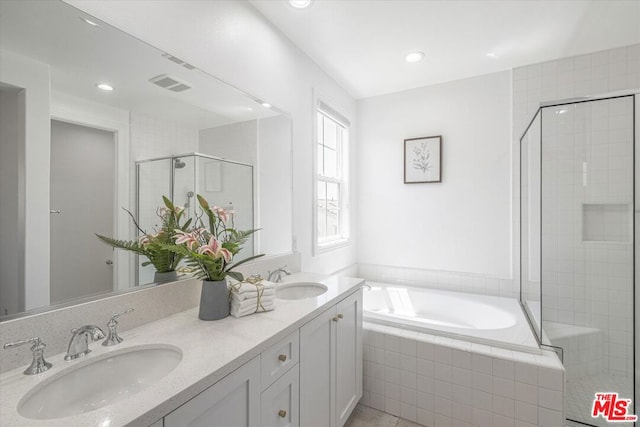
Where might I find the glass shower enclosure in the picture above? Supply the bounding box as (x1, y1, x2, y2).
(521, 94, 636, 426)
(136, 153, 254, 286)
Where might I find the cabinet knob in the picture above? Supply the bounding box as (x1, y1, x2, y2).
(337, 314, 344, 319)
(278, 354, 287, 362)
(332, 316, 339, 322)
(278, 409, 287, 418)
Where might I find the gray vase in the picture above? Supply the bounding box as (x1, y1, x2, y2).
(199, 279, 230, 321)
(154, 270, 178, 283)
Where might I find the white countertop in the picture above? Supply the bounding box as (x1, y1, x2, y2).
(0, 273, 364, 427)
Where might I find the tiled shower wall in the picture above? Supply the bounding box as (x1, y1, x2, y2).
(540, 97, 634, 377)
(513, 45, 639, 380)
(130, 112, 199, 284)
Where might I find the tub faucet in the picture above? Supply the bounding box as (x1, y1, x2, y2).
(64, 325, 105, 361)
(267, 266, 291, 283)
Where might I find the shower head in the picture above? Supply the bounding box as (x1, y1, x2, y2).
(174, 158, 186, 169)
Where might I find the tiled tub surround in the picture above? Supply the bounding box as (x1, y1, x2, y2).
(358, 263, 517, 299)
(0, 272, 363, 426)
(361, 323, 565, 427)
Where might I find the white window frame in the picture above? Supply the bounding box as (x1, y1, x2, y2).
(313, 99, 350, 254)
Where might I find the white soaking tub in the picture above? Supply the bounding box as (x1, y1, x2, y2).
(363, 281, 539, 352)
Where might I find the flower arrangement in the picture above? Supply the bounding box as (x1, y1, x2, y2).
(163, 194, 263, 282)
(96, 196, 192, 274)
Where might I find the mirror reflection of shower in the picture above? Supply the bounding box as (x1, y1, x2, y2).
(135, 153, 255, 285)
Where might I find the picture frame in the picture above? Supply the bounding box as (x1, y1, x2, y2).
(404, 135, 442, 183)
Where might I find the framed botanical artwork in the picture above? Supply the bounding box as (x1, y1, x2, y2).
(404, 135, 442, 183)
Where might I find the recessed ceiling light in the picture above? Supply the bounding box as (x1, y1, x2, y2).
(96, 83, 114, 91)
(261, 102, 272, 108)
(290, 0, 313, 8)
(556, 109, 568, 115)
(80, 17, 100, 27)
(486, 52, 499, 59)
(404, 51, 425, 63)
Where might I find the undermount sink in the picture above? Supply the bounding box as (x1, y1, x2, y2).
(276, 282, 328, 300)
(18, 344, 182, 420)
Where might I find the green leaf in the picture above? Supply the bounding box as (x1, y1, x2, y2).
(197, 194, 210, 210)
(162, 195, 175, 211)
(227, 271, 244, 282)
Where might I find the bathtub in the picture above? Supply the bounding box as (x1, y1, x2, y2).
(363, 281, 540, 353)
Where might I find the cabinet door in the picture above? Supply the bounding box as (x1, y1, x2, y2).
(164, 356, 261, 427)
(299, 306, 337, 427)
(335, 289, 363, 427)
(261, 364, 299, 427)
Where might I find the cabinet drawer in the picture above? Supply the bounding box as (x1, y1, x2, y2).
(261, 330, 299, 388)
(261, 364, 299, 427)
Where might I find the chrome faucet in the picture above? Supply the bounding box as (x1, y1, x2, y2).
(267, 265, 291, 283)
(3, 337, 52, 375)
(64, 325, 105, 361)
(102, 308, 134, 347)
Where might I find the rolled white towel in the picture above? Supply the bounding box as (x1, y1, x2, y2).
(229, 280, 276, 295)
(231, 288, 275, 301)
(230, 300, 275, 317)
(231, 295, 274, 310)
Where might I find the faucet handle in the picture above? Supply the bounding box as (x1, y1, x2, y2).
(103, 308, 134, 347)
(110, 308, 135, 323)
(4, 337, 53, 375)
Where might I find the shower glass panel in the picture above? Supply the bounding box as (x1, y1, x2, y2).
(520, 110, 543, 344)
(521, 95, 636, 426)
(136, 153, 254, 286)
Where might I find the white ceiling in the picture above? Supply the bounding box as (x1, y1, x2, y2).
(250, 0, 640, 99)
(1, 1, 275, 130)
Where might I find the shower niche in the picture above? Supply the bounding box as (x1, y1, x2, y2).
(520, 94, 637, 427)
(136, 153, 254, 285)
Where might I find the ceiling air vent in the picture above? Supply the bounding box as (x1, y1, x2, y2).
(149, 74, 193, 92)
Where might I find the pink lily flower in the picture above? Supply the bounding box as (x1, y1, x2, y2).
(138, 234, 151, 246)
(174, 230, 198, 250)
(212, 206, 229, 223)
(220, 248, 232, 263)
(197, 236, 221, 256)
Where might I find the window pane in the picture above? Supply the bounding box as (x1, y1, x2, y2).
(317, 207, 327, 239)
(327, 209, 340, 238)
(317, 144, 324, 176)
(323, 115, 337, 149)
(326, 182, 339, 209)
(317, 181, 326, 209)
(324, 147, 337, 178)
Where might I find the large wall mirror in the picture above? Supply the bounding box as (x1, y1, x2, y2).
(0, 0, 293, 320)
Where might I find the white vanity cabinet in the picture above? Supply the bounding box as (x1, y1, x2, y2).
(261, 364, 299, 427)
(300, 289, 363, 427)
(162, 288, 361, 427)
(164, 356, 261, 427)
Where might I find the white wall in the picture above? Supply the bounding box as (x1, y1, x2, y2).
(67, 0, 358, 275)
(357, 71, 512, 278)
(0, 49, 50, 310)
